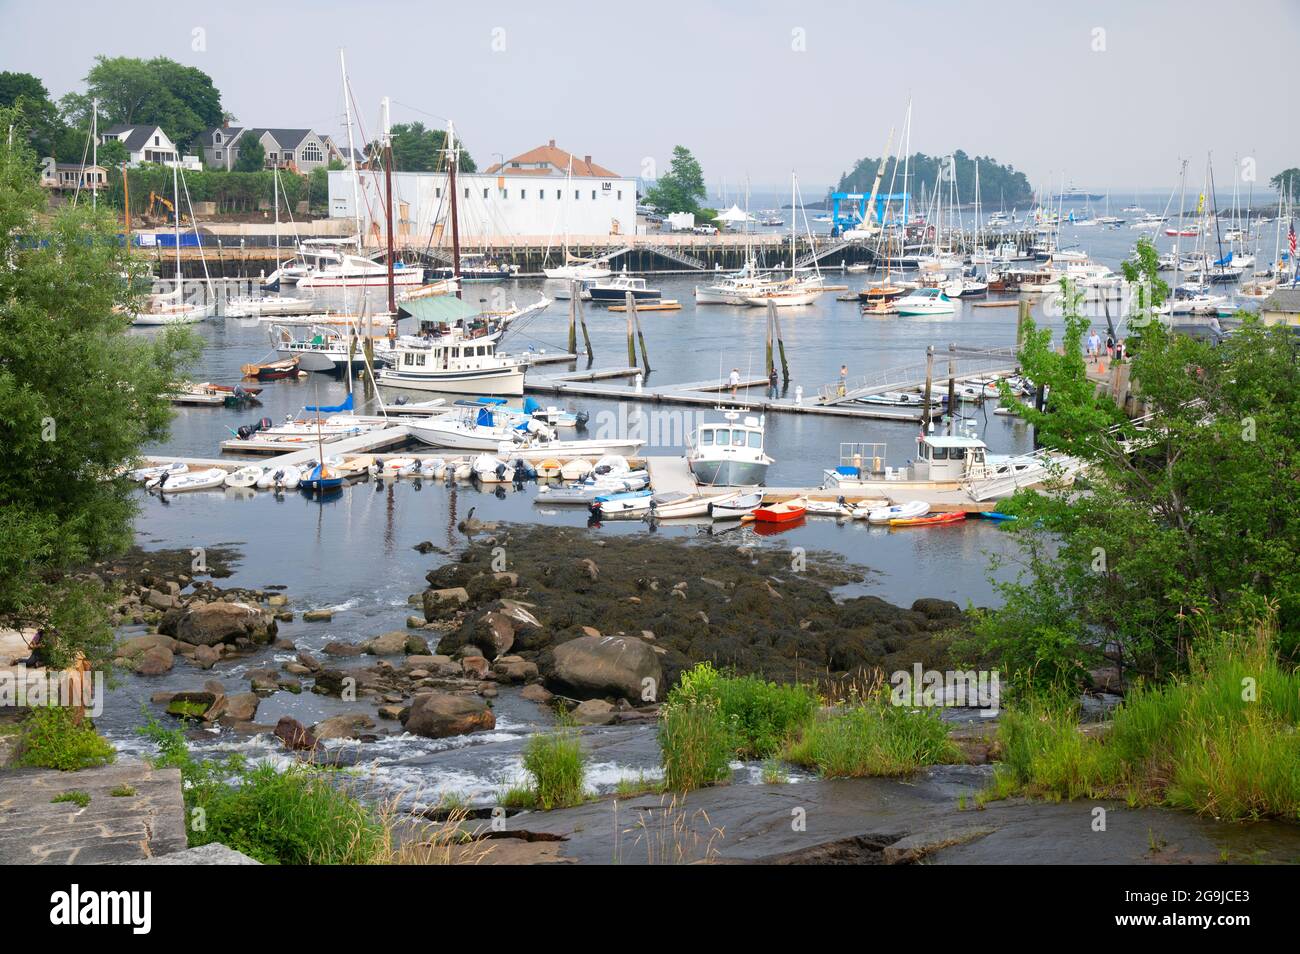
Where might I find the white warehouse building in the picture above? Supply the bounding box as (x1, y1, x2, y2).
(328, 140, 637, 243)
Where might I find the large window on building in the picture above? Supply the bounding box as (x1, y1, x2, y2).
(301, 143, 323, 164)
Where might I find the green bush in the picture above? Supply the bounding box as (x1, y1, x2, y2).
(519, 729, 587, 810)
(784, 698, 958, 778)
(712, 673, 818, 759)
(991, 620, 1300, 820)
(15, 706, 116, 771)
(51, 790, 90, 807)
(659, 697, 733, 792)
(139, 718, 385, 864)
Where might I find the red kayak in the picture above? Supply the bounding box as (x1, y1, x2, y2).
(753, 496, 807, 523)
(889, 511, 967, 528)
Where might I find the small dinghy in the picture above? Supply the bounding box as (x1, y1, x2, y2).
(890, 510, 967, 527)
(149, 467, 228, 493)
(472, 454, 516, 483)
(451, 460, 473, 481)
(709, 491, 763, 520)
(536, 484, 603, 505)
(536, 458, 564, 478)
(753, 496, 807, 523)
(256, 465, 301, 490)
(224, 465, 262, 489)
(590, 488, 654, 516)
(132, 461, 187, 483)
(241, 356, 301, 380)
(805, 497, 853, 518)
(560, 459, 593, 481)
(866, 500, 929, 524)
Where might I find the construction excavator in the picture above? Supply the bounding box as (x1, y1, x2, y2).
(142, 191, 185, 227)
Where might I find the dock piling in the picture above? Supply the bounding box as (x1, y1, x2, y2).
(947, 343, 957, 431)
(922, 346, 934, 431)
(624, 291, 636, 366)
(633, 298, 652, 374)
(567, 283, 578, 355)
(577, 292, 593, 364)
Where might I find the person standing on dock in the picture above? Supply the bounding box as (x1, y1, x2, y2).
(768, 366, 779, 399)
(838, 364, 848, 397)
(729, 367, 740, 397)
(1087, 328, 1100, 363)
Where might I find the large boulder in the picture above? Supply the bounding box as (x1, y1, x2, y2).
(422, 587, 470, 622)
(222, 692, 260, 722)
(116, 634, 178, 658)
(471, 612, 515, 659)
(164, 601, 277, 647)
(312, 712, 376, 740)
(404, 692, 495, 739)
(274, 716, 318, 751)
(365, 631, 410, 655)
(135, 645, 175, 676)
(548, 635, 663, 704)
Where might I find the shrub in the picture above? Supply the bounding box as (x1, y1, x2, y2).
(784, 698, 959, 778)
(51, 790, 90, 807)
(712, 673, 818, 759)
(139, 718, 384, 864)
(519, 729, 587, 810)
(15, 706, 116, 771)
(991, 618, 1300, 820)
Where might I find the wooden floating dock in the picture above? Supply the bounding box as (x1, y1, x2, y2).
(609, 300, 682, 312)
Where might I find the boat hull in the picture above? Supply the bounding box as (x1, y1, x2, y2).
(688, 457, 770, 487)
(377, 366, 525, 396)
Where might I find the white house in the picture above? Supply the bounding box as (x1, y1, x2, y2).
(328, 140, 636, 242)
(99, 124, 195, 168)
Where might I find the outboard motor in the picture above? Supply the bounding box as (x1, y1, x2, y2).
(494, 462, 508, 482)
(574, 410, 590, 431)
(394, 394, 408, 406)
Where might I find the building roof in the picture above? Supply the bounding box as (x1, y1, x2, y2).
(1262, 287, 1300, 313)
(483, 140, 619, 178)
(196, 126, 243, 148)
(103, 124, 169, 153)
(245, 129, 315, 152)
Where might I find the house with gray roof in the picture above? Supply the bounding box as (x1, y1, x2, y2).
(1260, 286, 1300, 327)
(100, 124, 180, 166)
(198, 126, 335, 172)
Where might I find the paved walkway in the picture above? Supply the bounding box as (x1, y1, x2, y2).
(0, 760, 188, 864)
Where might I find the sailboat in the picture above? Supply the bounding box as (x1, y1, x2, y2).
(132, 163, 213, 325)
(744, 172, 825, 307)
(299, 390, 346, 495)
(543, 157, 613, 280)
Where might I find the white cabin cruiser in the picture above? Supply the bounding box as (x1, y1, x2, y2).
(377, 335, 525, 396)
(686, 409, 773, 486)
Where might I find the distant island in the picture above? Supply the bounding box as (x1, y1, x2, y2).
(831, 149, 1035, 208)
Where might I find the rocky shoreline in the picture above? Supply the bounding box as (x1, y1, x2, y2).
(120, 524, 972, 754)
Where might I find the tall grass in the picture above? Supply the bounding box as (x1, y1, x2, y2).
(659, 696, 733, 793)
(518, 728, 587, 810)
(993, 617, 1300, 819)
(783, 697, 959, 778)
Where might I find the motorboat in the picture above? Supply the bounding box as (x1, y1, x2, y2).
(224, 296, 314, 319)
(686, 409, 772, 486)
(752, 497, 807, 523)
(147, 467, 227, 493)
(896, 288, 957, 316)
(429, 254, 520, 282)
(378, 335, 525, 396)
(865, 500, 928, 524)
(586, 270, 662, 303)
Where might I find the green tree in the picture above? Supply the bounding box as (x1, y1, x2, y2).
(970, 238, 1300, 686)
(833, 150, 1033, 207)
(0, 72, 65, 159)
(234, 138, 265, 173)
(1270, 167, 1299, 196)
(0, 106, 199, 671)
(96, 138, 128, 169)
(388, 122, 474, 172)
(645, 145, 706, 215)
(61, 56, 224, 151)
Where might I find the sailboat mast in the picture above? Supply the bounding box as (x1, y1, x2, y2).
(447, 121, 462, 298)
(91, 98, 97, 210)
(382, 96, 395, 315)
(340, 49, 362, 254)
(172, 162, 181, 289)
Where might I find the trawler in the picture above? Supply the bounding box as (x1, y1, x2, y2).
(686, 409, 773, 486)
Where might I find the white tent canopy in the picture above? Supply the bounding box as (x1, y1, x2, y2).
(715, 204, 755, 223)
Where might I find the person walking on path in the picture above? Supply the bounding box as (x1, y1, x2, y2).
(838, 364, 848, 397)
(1087, 328, 1101, 363)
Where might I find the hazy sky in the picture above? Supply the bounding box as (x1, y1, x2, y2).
(4, 0, 1297, 193)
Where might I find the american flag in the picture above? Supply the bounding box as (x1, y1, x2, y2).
(1291, 219, 1297, 258)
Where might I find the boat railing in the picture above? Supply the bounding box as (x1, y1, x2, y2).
(835, 442, 888, 477)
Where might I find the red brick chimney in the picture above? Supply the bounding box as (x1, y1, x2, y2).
(548, 139, 556, 147)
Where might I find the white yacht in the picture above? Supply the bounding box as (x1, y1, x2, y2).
(377, 334, 525, 396)
(895, 287, 957, 315)
(695, 261, 778, 305)
(686, 409, 773, 486)
(296, 253, 425, 289)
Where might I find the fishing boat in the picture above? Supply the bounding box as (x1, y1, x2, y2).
(865, 500, 929, 524)
(378, 334, 525, 396)
(271, 324, 389, 376)
(586, 270, 662, 303)
(685, 409, 772, 486)
(241, 356, 301, 380)
(896, 288, 957, 315)
(708, 491, 763, 520)
(753, 496, 807, 523)
(890, 510, 966, 528)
